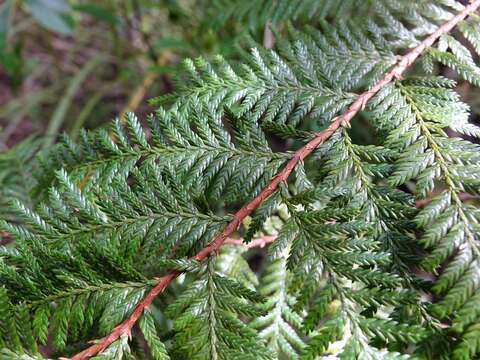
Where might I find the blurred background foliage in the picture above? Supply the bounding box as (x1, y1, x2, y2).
(0, 0, 255, 150)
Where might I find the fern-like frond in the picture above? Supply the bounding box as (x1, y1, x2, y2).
(0, 159, 239, 355)
(425, 17, 480, 86)
(0, 278, 155, 356)
(263, 192, 424, 358)
(207, 0, 370, 30)
(372, 76, 480, 359)
(2, 2, 480, 359)
(159, 20, 399, 130)
(206, 0, 464, 34)
(251, 255, 306, 359)
(4, 163, 229, 269)
(167, 257, 272, 360)
(35, 108, 288, 204)
(0, 137, 42, 222)
(159, 0, 468, 134)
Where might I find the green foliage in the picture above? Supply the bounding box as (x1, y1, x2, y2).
(207, 0, 464, 33)
(251, 255, 306, 359)
(1, 1, 480, 359)
(371, 76, 480, 359)
(207, 0, 363, 30)
(0, 137, 41, 222)
(159, 20, 396, 130)
(167, 256, 271, 360)
(161, 0, 470, 133)
(25, 0, 73, 35)
(35, 109, 288, 204)
(139, 311, 170, 360)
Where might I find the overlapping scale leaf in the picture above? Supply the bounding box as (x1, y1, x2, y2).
(138, 310, 170, 360)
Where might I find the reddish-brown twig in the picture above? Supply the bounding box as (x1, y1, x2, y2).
(415, 192, 480, 208)
(68, 2, 480, 358)
(224, 235, 276, 248)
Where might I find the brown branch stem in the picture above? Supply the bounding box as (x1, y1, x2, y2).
(68, 2, 480, 358)
(415, 192, 480, 208)
(224, 235, 277, 248)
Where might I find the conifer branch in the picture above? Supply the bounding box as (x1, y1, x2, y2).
(68, 2, 480, 358)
